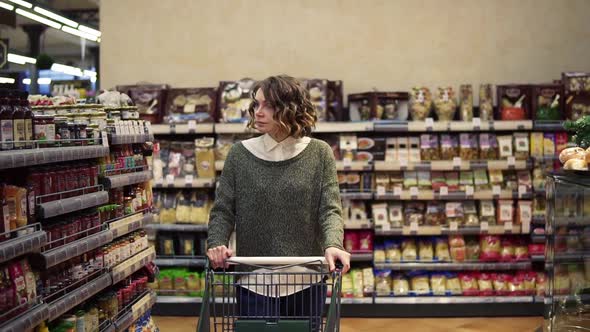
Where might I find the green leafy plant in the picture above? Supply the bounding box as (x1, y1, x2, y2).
(36, 53, 54, 70)
(564, 116, 590, 148)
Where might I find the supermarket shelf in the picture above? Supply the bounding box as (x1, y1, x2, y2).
(339, 298, 374, 304)
(533, 120, 565, 131)
(111, 247, 156, 284)
(151, 123, 215, 135)
(48, 273, 112, 321)
(0, 303, 49, 332)
(0, 230, 47, 264)
(114, 291, 156, 332)
(335, 160, 372, 171)
(531, 255, 546, 262)
(37, 191, 109, 219)
(375, 224, 524, 236)
(373, 120, 532, 133)
(101, 323, 115, 332)
(153, 177, 216, 188)
(373, 261, 532, 271)
(374, 296, 534, 304)
(532, 216, 546, 224)
(532, 235, 546, 244)
(215, 123, 258, 134)
(110, 212, 152, 238)
(314, 122, 374, 133)
(35, 230, 113, 268)
(156, 296, 202, 304)
(154, 256, 207, 267)
(374, 159, 530, 171)
(0, 145, 109, 170)
(340, 192, 373, 200)
(144, 223, 208, 232)
(555, 217, 589, 227)
(109, 133, 153, 145)
(351, 253, 373, 262)
(344, 221, 373, 230)
(554, 252, 590, 263)
(101, 171, 153, 189)
(373, 189, 529, 201)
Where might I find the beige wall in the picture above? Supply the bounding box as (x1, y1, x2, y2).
(100, 0, 590, 102)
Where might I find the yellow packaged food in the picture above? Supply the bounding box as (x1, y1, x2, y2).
(392, 274, 409, 296)
(195, 137, 216, 178)
(430, 274, 447, 295)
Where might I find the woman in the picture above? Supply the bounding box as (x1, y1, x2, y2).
(207, 75, 350, 326)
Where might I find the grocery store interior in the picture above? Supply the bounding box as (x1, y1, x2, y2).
(1, 0, 590, 331)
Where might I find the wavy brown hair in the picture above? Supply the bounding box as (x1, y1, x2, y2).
(247, 75, 317, 138)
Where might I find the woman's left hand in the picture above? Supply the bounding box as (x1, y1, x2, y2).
(324, 247, 351, 274)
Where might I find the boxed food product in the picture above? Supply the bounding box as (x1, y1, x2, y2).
(446, 273, 462, 295)
(361, 173, 374, 192)
(418, 238, 434, 261)
(459, 84, 474, 121)
(430, 273, 447, 295)
(504, 171, 518, 191)
(459, 134, 478, 160)
(497, 135, 513, 158)
(446, 202, 465, 225)
(434, 87, 457, 121)
(417, 171, 431, 189)
(372, 203, 389, 228)
(403, 171, 418, 189)
(532, 84, 564, 120)
(530, 133, 544, 157)
(434, 237, 451, 261)
(497, 85, 531, 120)
(425, 201, 446, 226)
(517, 201, 532, 226)
(431, 171, 447, 191)
(304, 79, 329, 122)
(348, 92, 410, 121)
(474, 169, 490, 191)
(497, 200, 514, 225)
(195, 137, 215, 178)
(376, 174, 391, 191)
(388, 203, 404, 227)
(404, 202, 425, 226)
(562, 72, 590, 120)
(402, 238, 418, 261)
(459, 171, 474, 191)
(164, 88, 217, 123)
(555, 132, 568, 155)
(459, 273, 479, 296)
(375, 270, 392, 296)
(513, 133, 530, 160)
(445, 172, 459, 192)
(341, 273, 354, 297)
(347, 173, 361, 192)
(117, 84, 169, 124)
(344, 232, 359, 252)
(517, 171, 532, 191)
(479, 133, 498, 159)
(178, 233, 195, 256)
(358, 231, 374, 251)
(478, 84, 494, 120)
(327, 80, 345, 121)
(392, 274, 409, 296)
(463, 201, 479, 226)
(378, 92, 410, 121)
(351, 269, 364, 298)
(479, 200, 496, 225)
(385, 138, 397, 162)
(543, 133, 556, 156)
(385, 240, 401, 262)
(158, 233, 176, 256)
(218, 79, 256, 123)
(440, 134, 459, 160)
(488, 170, 503, 187)
(480, 235, 501, 261)
(409, 137, 421, 162)
(420, 134, 440, 161)
(409, 87, 433, 121)
(409, 271, 431, 295)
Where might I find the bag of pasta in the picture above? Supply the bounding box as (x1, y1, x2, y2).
(418, 238, 434, 261)
(402, 238, 417, 261)
(409, 271, 431, 296)
(392, 274, 409, 296)
(434, 237, 451, 261)
(375, 270, 393, 296)
(430, 273, 447, 295)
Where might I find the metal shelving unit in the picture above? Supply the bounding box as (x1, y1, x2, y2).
(101, 170, 153, 189)
(0, 145, 109, 170)
(37, 190, 109, 219)
(374, 261, 532, 271)
(111, 246, 156, 284)
(0, 224, 46, 264)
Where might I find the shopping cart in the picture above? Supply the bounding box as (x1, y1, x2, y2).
(197, 256, 342, 332)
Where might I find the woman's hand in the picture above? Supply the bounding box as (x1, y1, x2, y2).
(324, 247, 351, 274)
(207, 245, 233, 269)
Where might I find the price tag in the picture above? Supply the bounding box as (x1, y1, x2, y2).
(492, 185, 502, 197)
(343, 158, 352, 169)
(165, 174, 175, 187)
(450, 221, 459, 232)
(184, 175, 194, 186)
(101, 130, 109, 147)
(393, 186, 402, 197)
(399, 158, 408, 170)
(504, 221, 514, 232)
(452, 157, 462, 170)
(425, 118, 434, 131)
(440, 186, 449, 196)
(518, 185, 527, 198)
(188, 120, 197, 133)
(480, 221, 489, 232)
(377, 186, 386, 196)
(465, 185, 474, 197)
(507, 156, 516, 168)
(472, 117, 481, 130)
(381, 223, 391, 231)
(410, 187, 419, 198)
(410, 221, 419, 233)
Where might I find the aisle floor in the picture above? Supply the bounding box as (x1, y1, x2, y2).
(153, 316, 543, 332)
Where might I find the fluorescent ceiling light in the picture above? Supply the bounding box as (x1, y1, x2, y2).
(61, 26, 98, 42)
(0, 1, 14, 11)
(78, 24, 101, 37)
(7, 53, 36, 64)
(22, 78, 30, 84)
(51, 63, 84, 76)
(15, 8, 61, 29)
(8, 0, 31, 8)
(83, 70, 97, 77)
(22, 78, 52, 85)
(34, 6, 78, 28)
(90, 76, 97, 83)
(0, 77, 15, 84)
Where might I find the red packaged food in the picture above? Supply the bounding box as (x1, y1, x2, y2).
(528, 244, 545, 256)
(8, 261, 27, 307)
(20, 260, 36, 302)
(500, 237, 515, 262)
(459, 273, 479, 296)
(344, 232, 359, 252)
(449, 235, 466, 248)
(358, 231, 374, 252)
(514, 239, 529, 261)
(480, 235, 501, 261)
(477, 273, 494, 296)
(509, 274, 526, 296)
(493, 273, 511, 296)
(536, 272, 547, 296)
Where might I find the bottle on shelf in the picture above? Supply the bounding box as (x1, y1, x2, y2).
(11, 91, 26, 150)
(21, 91, 34, 149)
(0, 89, 14, 151)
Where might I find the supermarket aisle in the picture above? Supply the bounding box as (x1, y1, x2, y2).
(153, 316, 543, 332)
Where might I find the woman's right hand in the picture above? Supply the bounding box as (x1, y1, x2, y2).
(207, 245, 233, 269)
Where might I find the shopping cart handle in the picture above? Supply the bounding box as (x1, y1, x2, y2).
(225, 256, 327, 266)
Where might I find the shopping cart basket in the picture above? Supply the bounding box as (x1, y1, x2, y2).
(197, 256, 342, 332)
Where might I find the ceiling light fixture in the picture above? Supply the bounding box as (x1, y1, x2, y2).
(33, 6, 78, 28)
(78, 24, 101, 37)
(0, 77, 15, 84)
(8, 0, 31, 8)
(7, 53, 37, 64)
(0, 1, 14, 11)
(51, 63, 84, 76)
(15, 8, 61, 29)
(61, 26, 98, 42)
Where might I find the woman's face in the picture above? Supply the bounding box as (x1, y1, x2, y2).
(253, 89, 280, 135)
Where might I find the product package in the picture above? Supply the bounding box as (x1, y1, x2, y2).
(434, 87, 457, 121)
(532, 84, 564, 120)
(459, 85, 474, 121)
(409, 87, 433, 121)
(392, 274, 410, 296)
(480, 235, 502, 262)
(375, 270, 392, 296)
(497, 85, 531, 120)
(459, 134, 478, 160)
(217, 79, 256, 123)
(479, 133, 498, 159)
(164, 88, 217, 123)
(440, 134, 459, 160)
(409, 271, 431, 295)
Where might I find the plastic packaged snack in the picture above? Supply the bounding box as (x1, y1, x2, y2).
(445, 202, 465, 225)
(493, 273, 511, 296)
(385, 240, 402, 262)
(463, 201, 479, 226)
(190, 191, 210, 224)
(440, 134, 459, 160)
(445, 172, 459, 192)
(465, 238, 481, 261)
(497, 135, 514, 158)
(403, 171, 418, 189)
(554, 267, 571, 295)
(409, 271, 431, 295)
(497, 200, 514, 225)
(434, 87, 457, 121)
(459, 134, 478, 160)
(344, 232, 359, 252)
(509, 274, 526, 296)
(514, 239, 529, 261)
(449, 235, 466, 262)
(341, 273, 354, 297)
(404, 202, 425, 226)
(504, 172, 518, 191)
(372, 203, 389, 228)
(513, 133, 530, 160)
(479, 84, 494, 120)
(474, 169, 490, 191)
(488, 170, 503, 187)
(521, 271, 536, 296)
(418, 238, 434, 261)
(535, 272, 547, 296)
(375, 270, 392, 296)
(460, 85, 474, 121)
(517, 201, 532, 227)
(459, 273, 479, 296)
(362, 268, 375, 297)
(178, 234, 195, 256)
(420, 134, 440, 161)
(409, 87, 433, 121)
(388, 203, 404, 228)
(479, 200, 496, 225)
(425, 201, 446, 226)
(434, 237, 451, 261)
(417, 171, 432, 189)
(159, 192, 177, 224)
(479, 133, 498, 159)
(460, 171, 474, 191)
(449, 234, 466, 248)
(569, 265, 586, 293)
(351, 269, 365, 298)
(431, 171, 447, 192)
(402, 239, 418, 261)
(175, 191, 191, 223)
(430, 273, 447, 295)
(480, 235, 502, 261)
(477, 273, 494, 296)
(392, 274, 409, 296)
(374, 244, 386, 263)
(446, 273, 462, 295)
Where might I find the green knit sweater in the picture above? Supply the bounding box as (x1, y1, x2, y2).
(207, 138, 344, 257)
